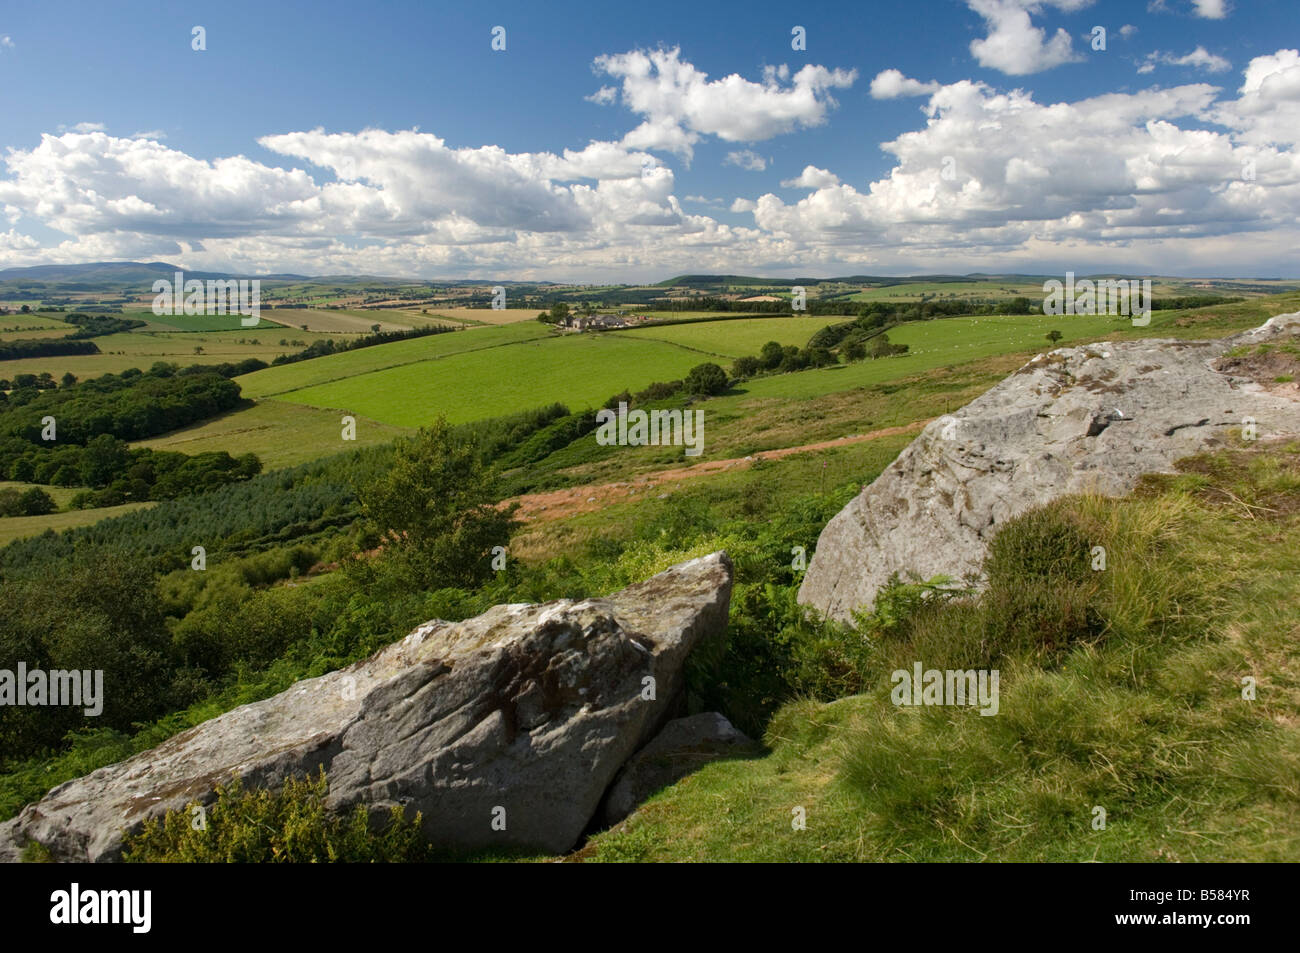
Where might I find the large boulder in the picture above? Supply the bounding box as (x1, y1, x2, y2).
(0, 552, 733, 862)
(602, 711, 757, 825)
(799, 314, 1300, 622)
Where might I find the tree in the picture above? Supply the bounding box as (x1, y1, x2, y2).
(549, 302, 571, 324)
(842, 339, 867, 362)
(358, 417, 519, 589)
(18, 487, 55, 515)
(759, 340, 784, 369)
(684, 362, 728, 396)
(732, 355, 761, 379)
(371, 324, 381, 334)
(61, 372, 77, 388)
(1046, 329, 1063, 345)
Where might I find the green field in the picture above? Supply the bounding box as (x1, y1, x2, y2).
(270, 332, 715, 427)
(0, 326, 357, 380)
(134, 400, 411, 470)
(616, 316, 844, 358)
(238, 322, 552, 398)
(129, 311, 281, 332)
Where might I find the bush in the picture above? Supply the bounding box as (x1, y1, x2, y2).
(122, 770, 431, 862)
(684, 362, 728, 396)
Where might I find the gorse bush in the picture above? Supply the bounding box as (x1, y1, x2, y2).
(122, 770, 430, 863)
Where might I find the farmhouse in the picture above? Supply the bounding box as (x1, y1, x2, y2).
(562, 312, 652, 332)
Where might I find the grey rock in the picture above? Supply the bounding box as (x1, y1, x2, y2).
(0, 552, 733, 862)
(603, 712, 756, 825)
(799, 313, 1300, 622)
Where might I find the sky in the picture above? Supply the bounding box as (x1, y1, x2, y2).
(0, 0, 1297, 281)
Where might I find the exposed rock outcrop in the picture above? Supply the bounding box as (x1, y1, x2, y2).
(0, 552, 734, 862)
(799, 314, 1300, 622)
(602, 711, 757, 825)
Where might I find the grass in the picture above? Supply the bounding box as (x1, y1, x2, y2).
(269, 332, 720, 427)
(615, 316, 845, 359)
(0, 500, 154, 546)
(578, 443, 1300, 862)
(133, 400, 411, 470)
(0, 325, 358, 380)
(236, 322, 551, 398)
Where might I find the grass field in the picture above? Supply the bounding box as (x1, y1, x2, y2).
(425, 308, 542, 325)
(0, 500, 154, 546)
(134, 400, 411, 470)
(128, 312, 281, 332)
(615, 316, 844, 358)
(0, 326, 358, 380)
(257, 309, 456, 334)
(237, 322, 551, 398)
(270, 332, 715, 427)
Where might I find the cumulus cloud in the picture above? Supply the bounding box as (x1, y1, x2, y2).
(0, 35, 14, 50)
(1192, 0, 1228, 18)
(870, 69, 941, 99)
(738, 68, 1300, 261)
(1120, 24, 1138, 38)
(966, 0, 1093, 76)
(724, 150, 767, 171)
(2, 47, 1299, 279)
(590, 47, 856, 158)
(781, 166, 840, 189)
(1139, 46, 1231, 74)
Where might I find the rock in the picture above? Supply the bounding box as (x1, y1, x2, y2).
(0, 552, 734, 862)
(799, 314, 1300, 622)
(602, 712, 756, 825)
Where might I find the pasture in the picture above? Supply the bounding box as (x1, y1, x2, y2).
(270, 332, 715, 427)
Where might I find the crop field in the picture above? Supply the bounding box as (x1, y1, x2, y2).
(270, 332, 715, 427)
(615, 316, 845, 358)
(237, 322, 551, 398)
(423, 307, 544, 325)
(133, 400, 410, 470)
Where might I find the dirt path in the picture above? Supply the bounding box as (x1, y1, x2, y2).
(505, 419, 933, 524)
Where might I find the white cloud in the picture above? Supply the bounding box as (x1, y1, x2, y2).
(585, 85, 618, 106)
(1192, 0, 1228, 19)
(781, 166, 840, 189)
(966, 0, 1093, 76)
(1141, 46, 1231, 74)
(590, 47, 856, 158)
(0, 35, 14, 50)
(724, 150, 767, 171)
(55, 121, 106, 134)
(2, 48, 1299, 280)
(131, 130, 167, 140)
(737, 68, 1300, 261)
(1119, 24, 1138, 38)
(870, 69, 941, 99)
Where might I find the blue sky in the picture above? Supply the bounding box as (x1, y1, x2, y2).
(0, 0, 1297, 280)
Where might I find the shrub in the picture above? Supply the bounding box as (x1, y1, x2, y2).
(684, 362, 728, 396)
(122, 770, 431, 862)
